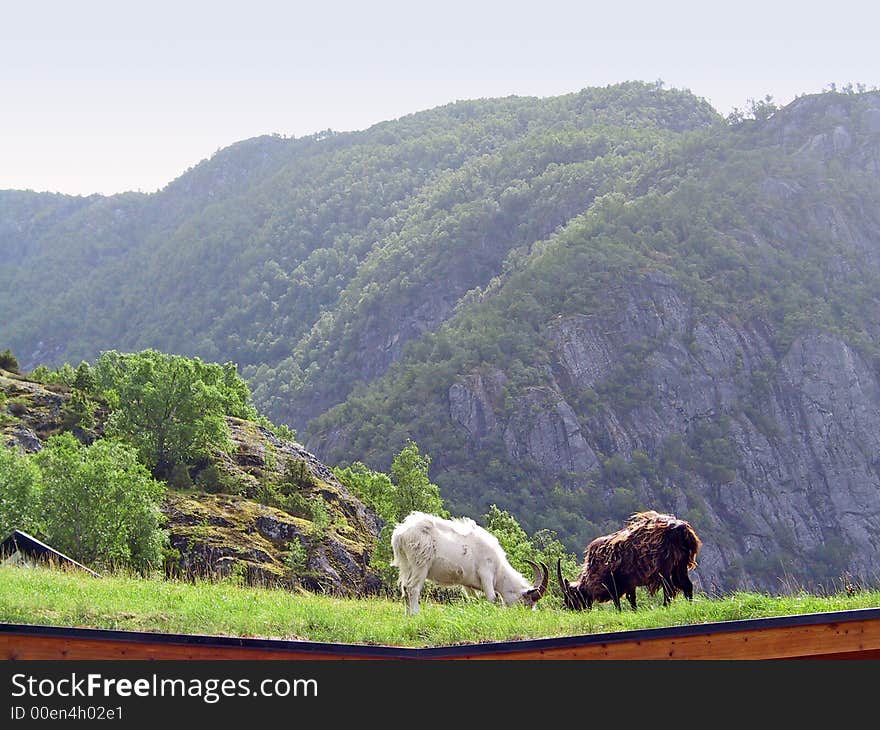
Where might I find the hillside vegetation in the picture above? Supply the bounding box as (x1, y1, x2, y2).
(0, 360, 381, 594)
(4, 83, 880, 592)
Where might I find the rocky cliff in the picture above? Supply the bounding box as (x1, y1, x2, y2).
(447, 273, 880, 593)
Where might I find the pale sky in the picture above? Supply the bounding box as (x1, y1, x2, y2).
(2, 0, 877, 196)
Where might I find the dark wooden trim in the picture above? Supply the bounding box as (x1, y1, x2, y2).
(5, 606, 880, 659)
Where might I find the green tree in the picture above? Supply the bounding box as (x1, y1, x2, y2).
(334, 461, 399, 590)
(483, 504, 579, 601)
(334, 461, 395, 524)
(35, 433, 167, 571)
(28, 365, 51, 383)
(390, 440, 447, 519)
(0, 349, 19, 373)
(60, 389, 96, 431)
(94, 350, 255, 479)
(0, 445, 42, 538)
(72, 361, 97, 393)
(483, 504, 535, 571)
(44, 363, 76, 387)
(747, 94, 778, 121)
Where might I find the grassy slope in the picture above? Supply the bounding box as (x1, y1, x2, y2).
(2, 566, 878, 647)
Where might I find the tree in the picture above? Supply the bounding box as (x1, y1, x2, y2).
(389, 440, 447, 519)
(746, 95, 778, 121)
(72, 361, 97, 393)
(60, 389, 96, 431)
(333, 461, 395, 525)
(94, 350, 255, 479)
(334, 461, 398, 586)
(483, 504, 536, 573)
(35, 433, 167, 571)
(0, 445, 41, 538)
(0, 349, 19, 373)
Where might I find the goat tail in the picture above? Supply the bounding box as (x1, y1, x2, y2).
(390, 526, 409, 597)
(390, 526, 404, 569)
(390, 521, 436, 595)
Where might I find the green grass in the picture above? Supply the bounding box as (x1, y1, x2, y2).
(2, 565, 880, 647)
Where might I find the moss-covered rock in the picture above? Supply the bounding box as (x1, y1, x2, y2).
(1, 369, 102, 449)
(163, 491, 380, 595)
(0, 370, 382, 596)
(163, 420, 383, 596)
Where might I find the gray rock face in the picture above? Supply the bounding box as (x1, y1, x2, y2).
(501, 389, 599, 473)
(447, 271, 880, 593)
(449, 370, 506, 440)
(3, 423, 43, 452)
(863, 108, 880, 135)
(775, 92, 880, 178)
(450, 368, 599, 473)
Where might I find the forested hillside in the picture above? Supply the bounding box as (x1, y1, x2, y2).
(0, 83, 714, 385)
(4, 82, 880, 592)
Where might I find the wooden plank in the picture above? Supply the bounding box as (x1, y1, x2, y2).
(5, 610, 880, 660)
(0, 634, 392, 661)
(449, 620, 880, 660)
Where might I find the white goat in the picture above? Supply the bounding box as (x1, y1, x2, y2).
(390, 511, 549, 615)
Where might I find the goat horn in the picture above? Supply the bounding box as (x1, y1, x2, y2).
(525, 559, 549, 599)
(556, 558, 576, 609)
(556, 558, 568, 592)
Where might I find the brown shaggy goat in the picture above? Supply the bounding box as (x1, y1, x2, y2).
(556, 510, 701, 611)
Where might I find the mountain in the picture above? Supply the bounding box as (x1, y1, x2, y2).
(3, 82, 880, 592)
(0, 82, 715, 381)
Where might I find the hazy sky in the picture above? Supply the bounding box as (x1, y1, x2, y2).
(2, 0, 878, 196)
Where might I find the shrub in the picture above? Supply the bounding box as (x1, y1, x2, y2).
(28, 365, 51, 383)
(282, 458, 317, 491)
(283, 538, 309, 578)
(34, 433, 167, 571)
(194, 463, 241, 494)
(0, 349, 20, 373)
(0, 445, 42, 537)
(60, 390, 96, 431)
(72, 362, 98, 393)
(310, 501, 331, 540)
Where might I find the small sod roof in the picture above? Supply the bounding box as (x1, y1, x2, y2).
(0, 529, 101, 577)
